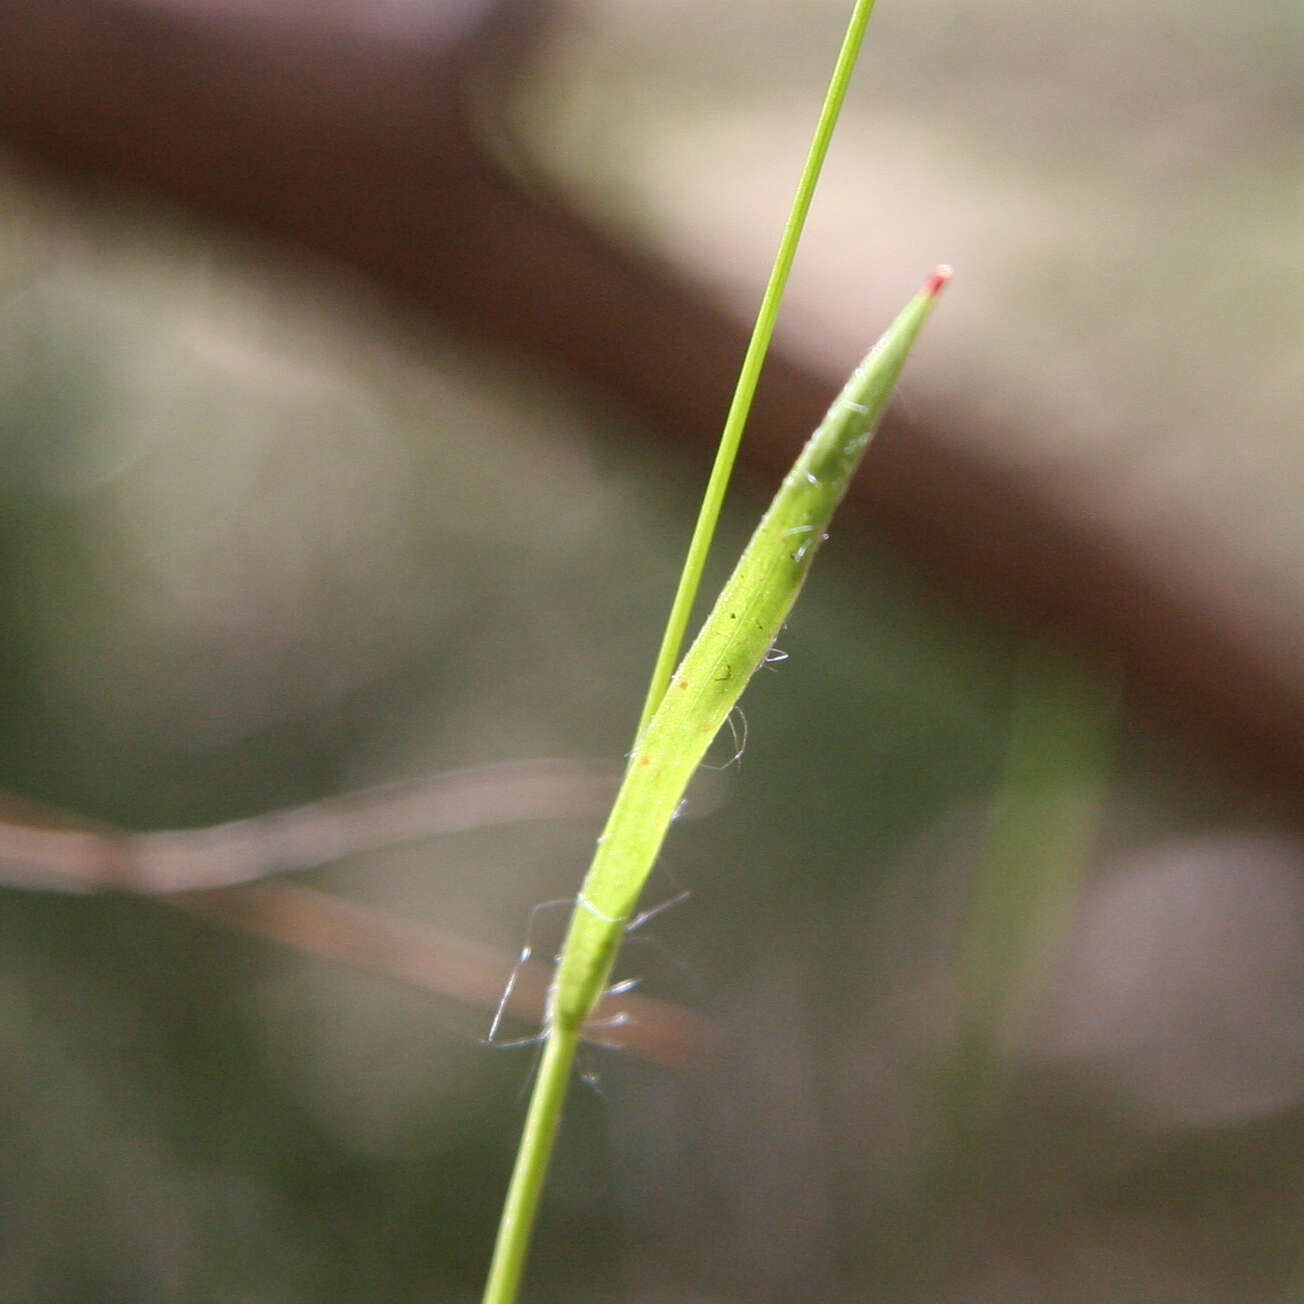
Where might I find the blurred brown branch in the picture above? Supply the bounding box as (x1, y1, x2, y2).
(0, 758, 624, 893)
(175, 880, 716, 1069)
(0, 757, 718, 1068)
(0, 0, 1301, 808)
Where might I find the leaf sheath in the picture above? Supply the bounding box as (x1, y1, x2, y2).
(552, 267, 951, 1032)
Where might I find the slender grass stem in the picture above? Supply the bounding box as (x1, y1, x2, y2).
(480, 7, 948, 1299)
(481, 1024, 581, 1304)
(481, 267, 948, 1304)
(633, 0, 880, 742)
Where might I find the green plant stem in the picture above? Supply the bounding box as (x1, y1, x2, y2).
(481, 1024, 580, 1304)
(482, 268, 948, 1304)
(633, 0, 880, 743)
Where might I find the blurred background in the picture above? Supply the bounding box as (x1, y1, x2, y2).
(0, 0, 1302, 1299)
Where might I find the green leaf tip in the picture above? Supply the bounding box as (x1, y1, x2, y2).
(629, 0, 889, 746)
(548, 268, 950, 1034)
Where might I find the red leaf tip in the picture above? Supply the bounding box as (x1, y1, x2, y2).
(925, 264, 953, 298)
